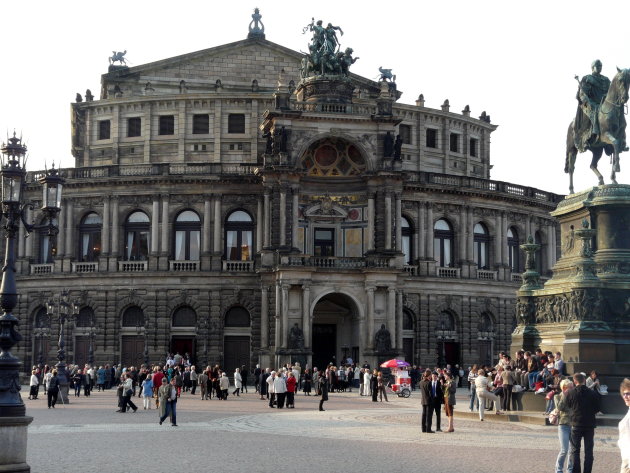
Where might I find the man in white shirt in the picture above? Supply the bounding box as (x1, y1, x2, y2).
(619, 378, 630, 473)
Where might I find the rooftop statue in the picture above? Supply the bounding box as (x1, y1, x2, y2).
(565, 60, 630, 193)
(109, 50, 127, 66)
(248, 7, 265, 39)
(300, 18, 356, 78)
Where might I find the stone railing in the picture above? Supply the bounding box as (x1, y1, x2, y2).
(169, 260, 199, 272)
(30, 264, 54, 275)
(403, 265, 418, 276)
(72, 262, 98, 273)
(311, 257, 365, 269)
(437, 267, 460, 278)
(222, 260, 255, 272)
(511, 273, 523, 283)
(118, 261, 148, 272)
(476, 269, 498, 281)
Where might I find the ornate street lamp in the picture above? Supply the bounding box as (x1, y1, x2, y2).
(46, 291, 79, 403)
(0, 132, 63, 472)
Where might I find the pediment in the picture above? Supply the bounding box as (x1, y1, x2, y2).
(304, 201, 348, 220)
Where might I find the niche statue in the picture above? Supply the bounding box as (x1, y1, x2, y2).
(375, 324, 392, 353)
(288, 323, 305, 349)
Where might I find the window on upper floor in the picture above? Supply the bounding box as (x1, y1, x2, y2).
(314, 228, 335, 257)
(401, 216, 413, 265)
(124, 211, 150, 261)
(174, 210, 200, 261)
(159, 115, 175, 135)
(122, 306, 145, 327)
(76, 307, 94, 328)
(127, 117, 142, 137)
(98, 120, 111, 140)
(507, 227, 520, 272)
(426, 128, 437, 148)
(192, 114, 210, 134)
(172, 306, 196, 327)
(399, 124, 412, 145)
(225, 210, 253, 261)
(434, 219, 454, 267)
(473, 223, 490, 270)
(79, 212, 102, 262)
(225, 306, 251, 327)
(470, 138, 479, 157)
(228, 114, 245, 133)
(450, 133, 460, 153)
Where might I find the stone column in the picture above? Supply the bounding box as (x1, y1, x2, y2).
(550, 223, 557, 266)
(385, 193, 392, 249)
(160, 195, 169, 255)
(279, 189, 286, 246)
(57, 204, 65, 258)
(417, 202, 425, 260)
(24, 207, 32, 259)
(546, 221, 554, 272)
(501, 212, 508, 264)
(260, 285, 269, 349)
(396, 290, 404, 352)
(395, 193, 402, 251)
(111, 197, 119, 256)
(65, 199, 74, 257)
(459, 205, 467, 262)
(426, 203, 434, 259)
(494, 211, 502, 265)
(213, 196, 221, 253)
(366, 286, 375, 349)
(102, 197, 110, 255)
(151, 197, 159, 254)
(367, 193, 375, 251)
(281, 284, 289, 347)
(263, 191, 271, 247)
(203, 197, 211, 254)
(274, 284, 282, 349)
(387, 287, 396, 343)
(256, 197, 263, 252)
(292, 187, 299, 249)
(302, 285, 310, 348)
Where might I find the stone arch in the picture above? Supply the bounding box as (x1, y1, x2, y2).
(295, 133, 374, 175)
(310, 289, 364, 321)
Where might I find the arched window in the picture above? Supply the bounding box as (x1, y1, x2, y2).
(473, 223, 490, 269)
(434, 219, 454, 267)
(79, 212, 102, 262)
(478, 312, 494, 333)
(224, 306, 251, 327)
(225, 210, 254, 261)
(34, 307, 50, 328)
(75, 307, 94, 327)
(174, 210, 200, 261)
(403, 309, 414, 331)
(507, 227, 520, 272)
(39, 218, 58, 264)
(535, 231, 543, 274)
(401, 217, 413, 265)
(172, 306, 196, 327)
(124, 211, 150, 261)
(437, 311, 456, 332)
(122, 306, 144, 327)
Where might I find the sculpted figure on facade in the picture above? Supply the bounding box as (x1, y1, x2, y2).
(375, 324, 392, 353)
(301, 18, 354, 78)
(288, 323, 305, 349)
(109, 50, 127, 66)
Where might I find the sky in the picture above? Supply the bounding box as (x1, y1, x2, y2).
(2, 0, 630, 195)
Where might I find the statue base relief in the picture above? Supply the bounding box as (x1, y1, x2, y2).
(511, 185, 630, 387)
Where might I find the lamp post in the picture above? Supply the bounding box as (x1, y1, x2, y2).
(33, 326, 50, 371)
(47, 291, 79, 404)
(0, 133, 63, 472)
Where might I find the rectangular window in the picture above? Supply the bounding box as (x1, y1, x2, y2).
(98, 120, 110, 140)
(470, 138, 479, 157)
(192, 114, 209, 134)
(229, 143, 243, 151)
(426, 128, 437, 148)
(314, 228, 334, 257)
(399, 124, 412, 144)
(159, 115, 175, 135)
(228, 114, 245, 133)
(127, 117, 141, 137)
(450, 133, 459, 153)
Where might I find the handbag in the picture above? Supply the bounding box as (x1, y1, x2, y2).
(548, 410, 559, 425)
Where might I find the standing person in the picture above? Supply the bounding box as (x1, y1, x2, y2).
(420, 369, 433, 433)
(501, 365, 515, 411)
(565, 372, 601, 473)
(141, 374, 154, 410)
(468, 364, 479, 412)
(274, 371, 287, 408)
(429, 371, 443, 431)
(475, 369, 503, 421)
(190, 366, 198, 395)
(158, 377, 178, 427)
(233, 368, 242, 397)
(29, 370, 39, 400)
(359, 368, 365, 396)
(241, 365, 248, 393)
(377, 371, 388, 402)
(302, 368, 312, 395)
(619, 378, 630, 473)
(554, 379, 574, 473)
(318, 371, 328, 411)
(253, 364, 262, 393)
(260, 368, 270, 401)
(219, 372, 230, 399)
(72, 369, 83, 397)
(198, 370, 208, 400)
(363, 369, 372, 398)
(312, 368, 320, 397)
(47, 370, 60, 408)
(286, 371, 297, 408)
(267, 371, 276, 408)
(120, 373, 138, 413)
(370, 369, 379, 402)
(443, 371, 456, 433)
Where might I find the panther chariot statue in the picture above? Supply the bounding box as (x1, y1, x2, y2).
(565, 60, 630, 193)
(300, 18, 358, 78)
(109, 50, 128, 66)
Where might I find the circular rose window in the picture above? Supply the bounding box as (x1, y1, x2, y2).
(314, 145, 338, 167)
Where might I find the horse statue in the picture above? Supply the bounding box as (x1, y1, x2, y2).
(109, 50, 127, 66)
(565, 67, 630, 193)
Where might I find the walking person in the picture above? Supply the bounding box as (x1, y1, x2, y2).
(443, 371, 457, 432)
(141, 373, 154, 409)
(233, 368, 242, 397)
(475, 369, 503, 421)
(566, 372, 601, 473)
(241, 365, 248, 393)
(619, 378, 630, 473)
(158, 377, 178, 426)
(120, 373, 138, 413)
(47, 370, 60, 409)
(318, 371, 329, 411)
(72, 369, 83, 397)
(198, 370, 208, 400)
(377, 371, 388, 402)
(29, 370, 39, 400)
(554, 379, 574, 473)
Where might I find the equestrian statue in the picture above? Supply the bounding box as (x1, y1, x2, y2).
(565, 60, 630, 193)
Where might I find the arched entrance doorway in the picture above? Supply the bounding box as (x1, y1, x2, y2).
(311, 293, 359, 370)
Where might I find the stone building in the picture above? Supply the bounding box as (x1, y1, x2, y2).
(12, 13, 562, 374)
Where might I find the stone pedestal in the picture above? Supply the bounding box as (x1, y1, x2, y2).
(0, 416, 33, 472)
(511, 185, 630, 387)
